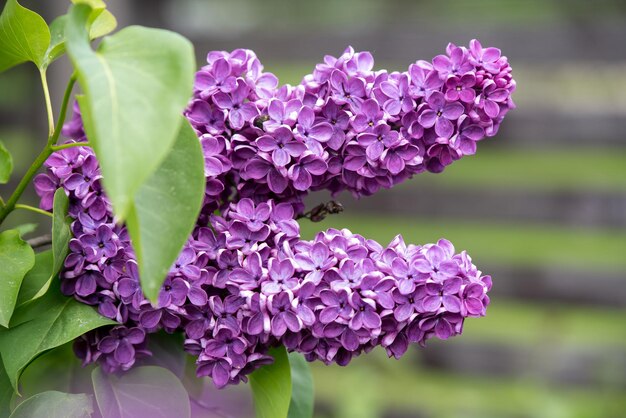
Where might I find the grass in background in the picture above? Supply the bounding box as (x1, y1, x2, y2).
(408, 148, 626, 192)
(312, 349, 626, 418)
(179, 0, 626, 36)
(461, 300, 626, 348)
(299, 216, 626, 271)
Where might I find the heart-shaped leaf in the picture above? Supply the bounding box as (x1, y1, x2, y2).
(65, 3, 194, 220)
(0, 282, 115, 390)
(92, 365, 191, 418)
(18, 343, 86, 399)
(45, 15, 69, 67)
(250, 346, 292, 418)
(126, 118, 205, 302)
(14, 223, 37, 238)
(0, 0, 50, 72)
(72, 0, 106, 8)
(51, 188, 72, 281)
(0, 230, 35, 327)
(8, 391, 93, 418)
(88, 9, 116, 39)
(287, 353, 314, 418)
(0, 141, 12, 184)
(44, 5, 117, 69)
(70, 0, 117, 40)
(15, 250, 53, 308)
(142, 331, 186, 378)
(0, 358, 13, 418)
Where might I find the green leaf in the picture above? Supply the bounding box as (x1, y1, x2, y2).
(51, 189, 71, 281)
(15, 250, 53, 308)
(0, 0, 50, 72)
(250, 346, 292, 418)
(0, 230, 35, 328)
(0, 356, 13, 418)
(143, 331, 186, 378)
(92, 366, 191, 418)
(45, 15, 68, 66)
(19, 343, 76, 398)
(18, 343, 93, 403)
(0, 141, 12, 184)
(287, 353, 314, 418)
(65, 3, 194, 220)
(14, 223, 37, 238)
(0, 283, 115, 390)
(72, 0, 107, 8)
(88, 9, 116, 39)
(44, 7, 117, 68)
(8, 391, 93, 418)
(126, 118, 205, 302)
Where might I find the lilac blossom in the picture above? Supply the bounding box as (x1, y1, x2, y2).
(287, 154, 327, 191)
(418, 91, 465, 139)
(468, 39, 502, 73)
(357, 124, 400, 161)
(256, 127, 306, 167)
(351, 99, 384, 133)
(35, 40, 513, 388)
(294, 241, 335, 284)
(264, 98, 301, 131)
(318, 289, 353, 324)
(329, 70, 366, 111)
(186, 101, 226, 135)
(81, 326, 150, 373)
(295, 106, 334, 154)
(79, 225, 118, 262)
(268, 292, 302, 336)
(378, 75, 414, 116)
(45, 147, 83, 180)
(321, 100, 350, 150)
(243, 156, 289, 194)
(450, 115, 485, 156)
(195, 58, 238, 97)
(444, 73, 477, 103)
(422, 277, 463, 313)
(478, 80, 510, 118)
(64, 155, 101, 199)
(262, 259, 298, 295)
(432, 45, 473, 77)
(213, 79, 259, 129)
(381, 142, 420, 175)
(408, 64, 443, 98)
(33, 172, 59, 210)
(413, 240, 460, 282)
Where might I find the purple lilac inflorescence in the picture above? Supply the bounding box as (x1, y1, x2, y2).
(35, 40, 512, 387)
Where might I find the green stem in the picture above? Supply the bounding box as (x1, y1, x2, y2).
(49, 74, 76, 146)
(0, 146, 53, 224)
(14, 204, 53, 218)
(40, 70, 55, 137)
(51, 141, 90, 151)
(0, 75, 77, 226)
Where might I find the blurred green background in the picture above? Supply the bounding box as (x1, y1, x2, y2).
(1, 1, 626, 417)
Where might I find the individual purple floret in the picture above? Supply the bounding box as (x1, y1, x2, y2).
(73, 325, 151, 373)
(34, 40, 512, 388)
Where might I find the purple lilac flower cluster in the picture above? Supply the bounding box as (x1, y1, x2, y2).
(185, 39, 515, 211)
(34, 42, 511, 387)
